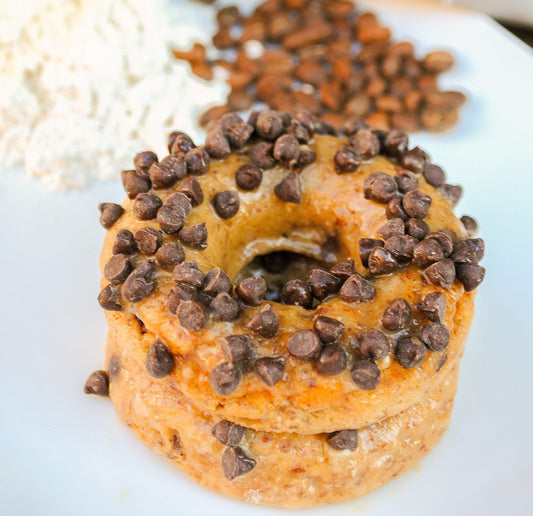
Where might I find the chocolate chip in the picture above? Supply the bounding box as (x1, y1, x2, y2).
(295, 146, 316, 169)
(210, 362, 241, 395)
(212, 191, 240, 219)
(168, 284, 197, 313)
(359, 329, 390, 360)
(400, 147, 428, 174)
(436, 354, 448, 372)
(112, 229, 136, 255)
(203, 268, 233, 297)
(256, 110, 285, 140)
(313, 316, 345, 343)
(334, 146, 361, 173)
(440, 184, 463, 205)
(315, 119, 337, 135)
(121, 170, 151, 199)
(406, 218, 430, 240)
(220, 113, 254, 149)
(403, 190, 432, 219)
(315, 344, 347, 375)
(83, 370, 109, 396)
(156, 242, 185, 270)
(221, 335, 251, 363)
(460, 215, 478, 237)
(395, 169, 419, 193)
(420, 323, 450, 352)
(133, 192, 162, 220)
(350, 359, 381, 390)
(104, 254, 132, 285)
(97, 284, 122, 311)
(424, 259, 456, 289)
(235, 164, 263, 191)
(348, 129, 380, 158)
(327, 429, 358, 450)
(274, 174, 301, 203)
(185, 148, 210, 175)
(359, 238, 384, 267)
(179, 223, 208, 250)
(383, 129, 409, 156)
(384, 235, 418, 263)
(287, 118, 311, 143)
(418, 292, 446, 323)
(364, 171, 398, 204)
(248, 304, 279, 338)
(134, 151, 158, 175)
(456, 263, 485, 291)
(287, 330, 322, 359)
(169, 131, 196, 155)
(250, 141, 276, 169)
(413, 239, 445, 268)
(426, 232, 453, 257)
(385, 196, 409, 221)
(236, 277, 267, 306)
(205, 128, 231, 159)
(123, 261, 156, 302)
(273, 134, 300, 167)
(177, 176, 204, 206)
(378, 218, 405, 240)
(145, 339, 175, 378)
(174, 260, 205, 288)
(98, 203, 124, 229)
(211, 292, 241, 321)
(381, 298, 412, 331)
(368, 247, 398, 275)
(212, 420, 245, 446)
(423, 163, 446, 187)
(465, 238, 485, 261)
(254, 356, 286, 386)
(150, 155, 186, 189)
(339, 273, 376, 302)
(329, 259, 356, 281)
(281, 279, 313, 308)
(307, 269, 341, 301)
(176, 299, 205, 330)
(395, 335, 427, 368)
(157, 205, 186, 235)
(343, 117, 370, 136)
(134, 227, 163, 255)
(222, 446, 256, 480)
(450, 240, 478, 264)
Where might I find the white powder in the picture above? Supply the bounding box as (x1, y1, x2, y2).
(0, 0, 230, 191)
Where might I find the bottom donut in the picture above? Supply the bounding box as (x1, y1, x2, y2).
(105, 312, 459, 508)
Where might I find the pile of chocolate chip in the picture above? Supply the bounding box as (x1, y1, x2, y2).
(177, 0, 466, 132)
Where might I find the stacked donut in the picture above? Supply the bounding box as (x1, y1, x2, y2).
(86, 109, 485, 507)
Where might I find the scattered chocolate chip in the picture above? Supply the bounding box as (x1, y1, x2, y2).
(315, 344, 347, 375)
(236, 277, 267, 306)
(381, 298, 412, 331)
(155, 155, 187, 188)
(450, 240, 478, 264)
(179, 223, 208, 250)
(287, 330, 322, 359)
(97, 284, 122, 311)
(274, 174, 301, 203)
(220, 113, 254, 148)
(295, 146, 317, 169)
(400, 147, 427, 174)
(145, 339, 175, 378)
(368, 247, 398, 275)
(313, 316, 345, 343)
(134, 151, 158, 175)
(343, 117, 370, 136)
(250, 141, 276, 169)
(121, 170, 151, 199)
(202, 268, 233, 297)
(456, 263, 485, 291)
(460, 215, 478, 237)
(348, 129, 380, 158)
(112, 229, 136, 255)
(212, 420, 246, 446)
(384, 235, 417, 263)
(281, 279, 313, 308)
(383, 129, 409, 156)
(248, 304, 279, 338)
(402, 190, 432, 219)
(176, 299, 205, 330)
(334, 146, 361, 173)
(423, 163, 446, 187)
(221, 335, 251, 363)
(211, 292, 241, 321)
(436, 354, 448, 372)
(157, 204, 186, 234)
(177, 176, 204, 206)
(359, 329, 390, 360)
(134, 227, 163, 255)
(185, 148, 210, 175)
(133, 192, 162, 220)
(155, 242, 185, 270)
(440, 183, 463, 205)
(205, 128, 231, 159)
(273, 134, 300, 167)
(235, 164, 263, 190)
(98, 203, 124, 229)
(406, 218, 430, 240)
(212, 191, 240, 219)
(424, 259, 456, 290)
(314, 119, 337, 135)
(339, 273, 376, 302)
(385, 196, 408, 221)
(167, 284, 197, 313)
(412, 239, 445, 268)
(395, 335, 427, 368)
(327, 429, 358, 450)
(256, 110, 285, 140)
(351, 359, 381, 390)
(420, 323, 450, 352)
(426, 232, 453, 257)
(104, 254, 132, 285)
(254, 356, 286, 386)
(465, 238, 485, 261)
(165, 191, 193, 215)
(169, 131, 196, 155)
(378, 218, 405, 240)
(364, 171, 398, 203)
(210, 362, 241, 395)
(123, 261, 156, 302)
(418, 292, 446, 323)
(359, 238, 384, 267)
(307, 269, 342, 301)
(222, 446, 256, 480)
(174, 260, 205, 288)
(84, 370, 109, 396)
(329, 259, 356, 280)
(287, 118, 311, 143)
(394, 169, 419, 193)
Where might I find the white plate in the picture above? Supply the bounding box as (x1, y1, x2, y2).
(1, 1, 532, 515)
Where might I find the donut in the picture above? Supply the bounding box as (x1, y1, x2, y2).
(86, 109, 486, 507)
